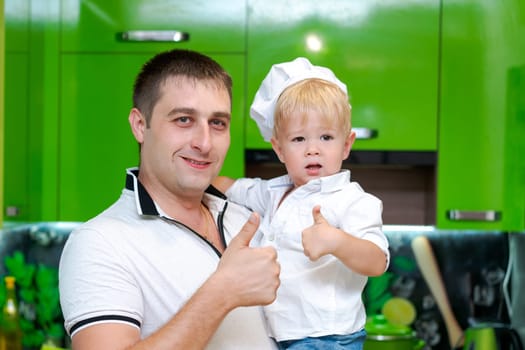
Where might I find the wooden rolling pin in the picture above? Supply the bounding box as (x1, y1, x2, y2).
(411, 235, 464, 348)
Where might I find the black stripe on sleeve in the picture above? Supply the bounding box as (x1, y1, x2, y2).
(70, 315, 141, 335)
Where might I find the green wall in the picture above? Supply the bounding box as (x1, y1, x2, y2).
(1, 0, 5, 227)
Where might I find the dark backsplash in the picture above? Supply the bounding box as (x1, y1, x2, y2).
(0, 222, 521, 349)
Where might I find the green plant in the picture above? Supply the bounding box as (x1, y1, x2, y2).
(1, 251, 64, 349)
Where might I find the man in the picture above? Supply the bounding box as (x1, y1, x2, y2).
(59, 49, 280, 349)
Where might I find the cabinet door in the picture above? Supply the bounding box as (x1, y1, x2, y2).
(3, 53, 30, 221)
(436, 0, 525, 230)
(59, 54, 245, 221)
(3, 0, 30, 221)
(246, 0, 439, 151)
(4, 0, 29, 52)
(61, 0, 246, 53)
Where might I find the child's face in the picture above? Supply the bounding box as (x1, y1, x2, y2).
(271, 111, 355, 188)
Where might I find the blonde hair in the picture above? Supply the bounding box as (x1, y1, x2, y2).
(273, 78, 351, 139)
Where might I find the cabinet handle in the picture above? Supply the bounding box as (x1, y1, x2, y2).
(5, 206, 20, 217)
(353, 127, 378, 140)
(446, 210, 501, 222)
(118, 30, 190, 42)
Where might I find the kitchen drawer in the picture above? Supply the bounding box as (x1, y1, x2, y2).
(246, 0, 439, 151)
(61, 0, 246, 53)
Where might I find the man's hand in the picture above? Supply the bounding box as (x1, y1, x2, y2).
(302, 205, 342, 261)
(217, 212, 280, 307)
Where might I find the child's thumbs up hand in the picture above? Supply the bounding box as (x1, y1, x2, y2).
(217, 212, 280, 307)
(302, 205, 340, 261)
(312, 205, 328, 225)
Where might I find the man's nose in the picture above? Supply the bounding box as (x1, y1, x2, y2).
(191, 122, 212, 152)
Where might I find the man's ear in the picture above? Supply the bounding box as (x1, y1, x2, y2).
(270, 137, 285, 163)
(343, 130, 356, 160)
(129, 108, 146, 143)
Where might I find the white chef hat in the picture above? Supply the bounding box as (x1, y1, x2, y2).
(250, 57, 348, 141)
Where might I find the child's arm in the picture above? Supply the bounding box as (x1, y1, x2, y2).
(302, 206, 388, 277)
(212, 176, 236, 194)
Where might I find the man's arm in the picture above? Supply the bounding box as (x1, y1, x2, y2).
(71, 213, 280, 350)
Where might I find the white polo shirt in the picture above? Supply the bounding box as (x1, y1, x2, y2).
(59, 168, 276, 349)
(226, 170, 390, 342)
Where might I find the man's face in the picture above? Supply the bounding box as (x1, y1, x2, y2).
(135, 76, 231, 200)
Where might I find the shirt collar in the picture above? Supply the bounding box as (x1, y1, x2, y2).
(125, 167, 226, 217)
(268, 169, 351, 194)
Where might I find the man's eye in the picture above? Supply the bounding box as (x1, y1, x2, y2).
(210, 119, 228, 129)
(175, 116, 191, 124)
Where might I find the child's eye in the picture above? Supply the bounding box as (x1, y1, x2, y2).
(321, 135, 334, 141)
(292, 136, 305, 142)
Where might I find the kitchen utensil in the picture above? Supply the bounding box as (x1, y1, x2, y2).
(411, 235, 464, 348)
(364, 314, 425, 350)
(463, 323, 524, 350)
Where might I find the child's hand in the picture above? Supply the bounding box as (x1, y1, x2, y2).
(301, 205, 342, 261)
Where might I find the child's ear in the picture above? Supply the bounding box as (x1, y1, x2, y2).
(343, 130, 356, 159)
(271, 137, 285, 163)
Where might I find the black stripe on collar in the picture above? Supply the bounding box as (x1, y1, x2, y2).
(206, 184, 227, 199)
(125, 168, 158, 216)
(125, 168, 227, 216)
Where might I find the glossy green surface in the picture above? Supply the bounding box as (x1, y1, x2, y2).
(246, 0, 439, 151)
(0, 0, 4, 227)
(28, 0, 61, 221)
(60, 54, 245, 221)
(3, 0, 31, 221)
(60, 0, 246, 221)
(3, 0, 525, 227)
(59, 55, 144, 220)
(4, 0, 246, 222)
(3, 53, 29, 221)
(436, 0, 525, 230)
(60, 0, 246, 53)
(4, 0, 29, 52)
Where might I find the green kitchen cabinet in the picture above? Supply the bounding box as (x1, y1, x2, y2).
(59, 55, 142, 220)
(4, 0, 29, 52)
(436, 0, 525, 230)
(60, 0, 245, 53)
(3, 53, 30, 221)
(3, 0, 30, 221)
(57, 0, 247, 221)
(4, 0, 247, 222)
(245, 0, 440, 151)
(4, 0, 62, 222)
(59, 54, 246, 221)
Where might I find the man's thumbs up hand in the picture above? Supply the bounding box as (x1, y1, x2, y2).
(226, 211, 260, 250)
(218, 212, 280, 307)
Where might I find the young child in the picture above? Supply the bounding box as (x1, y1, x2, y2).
(214, 57, 390, 349)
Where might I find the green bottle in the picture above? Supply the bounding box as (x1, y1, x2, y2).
(0, 276, 22, 350)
